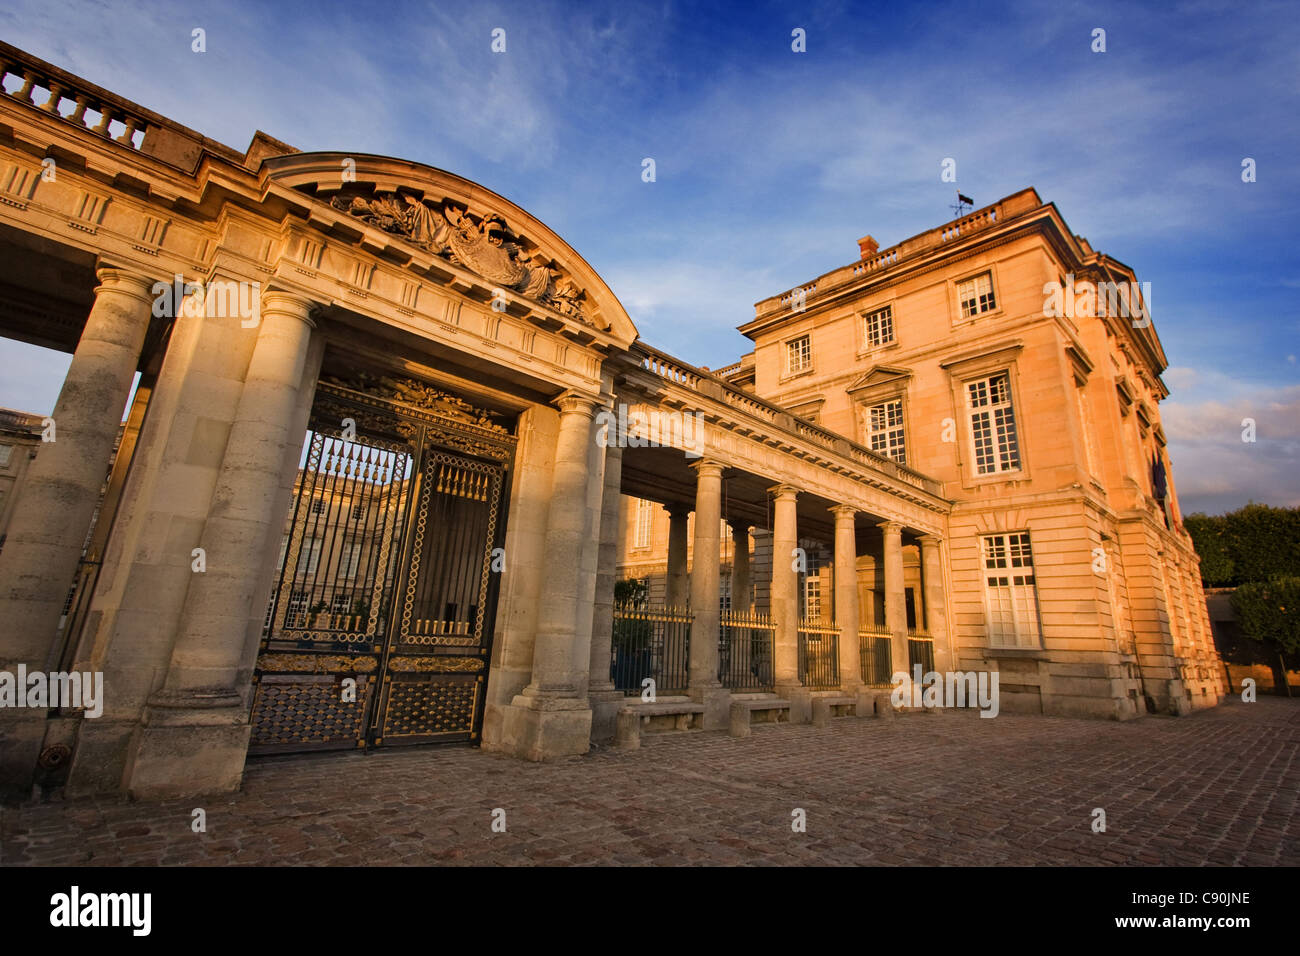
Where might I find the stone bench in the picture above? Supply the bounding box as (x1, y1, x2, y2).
(728, 698, 792, 737)
(614, 700, 705, 749)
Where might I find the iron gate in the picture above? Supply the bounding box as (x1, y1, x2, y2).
(249, 377, 514, 754)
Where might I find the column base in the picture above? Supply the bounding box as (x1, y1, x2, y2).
(490, 693, 592, 761)
(66, 718, 137, 796)
(124, 693, 249, 798)
(775, 682, 812, 723)
(688, 683, 731, 731)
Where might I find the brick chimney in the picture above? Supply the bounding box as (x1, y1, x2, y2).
(857, 235, 879, 259)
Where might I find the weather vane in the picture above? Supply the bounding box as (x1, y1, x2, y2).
(950, 191, 974, 219)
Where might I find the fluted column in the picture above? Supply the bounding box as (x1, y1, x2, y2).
(879, 520, 909, 680)
(918, 535, 951, 673)
(665, 502, 690, 608)
(730, 521, 751, 614)
(688, 459, 724, 696)
(771, 485, 800, 689)
(0, 267, 154, 668)
(833, 505, 862, 690)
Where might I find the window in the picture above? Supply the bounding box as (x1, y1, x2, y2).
(967, 372, 1021, 474)
(310, 498, 326, 516)
(719, 574, 732, 614)
(0, 444, 12, 468)
(957, 272, 996, 318)
(861, 305, 895, 349)
(286, 589, 311, 627)
(330, 592, 353, 615)
(982, 532, 1042, 648)
(634, 498, 653, 549)
(301, 536, 323, 575)
(864, 399, 907, 464)
(341, 542, 363, 579)
(785, 335, 812, 375)
(263, 587, 279, 634)
(351, 502, 366, 522)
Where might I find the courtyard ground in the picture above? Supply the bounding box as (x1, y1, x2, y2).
(1, 696, 1296, 866)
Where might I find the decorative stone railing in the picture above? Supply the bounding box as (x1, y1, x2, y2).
(0, 40, 241, 171)
(631, 342, 944, 498)
(756, 190, 1042, 319)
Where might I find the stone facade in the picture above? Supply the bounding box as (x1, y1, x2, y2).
(0, 42, 1222, 801)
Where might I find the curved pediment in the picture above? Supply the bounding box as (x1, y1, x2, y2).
(259, 152, 638, 347)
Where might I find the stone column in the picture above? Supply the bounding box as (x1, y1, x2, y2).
(771, 485, 806, 718)
(918, 535, 951, 674)
(879, 520, 909, 683)
(730, 522, 751, 614)
(125, 290, 317, 797)
(0, 267, 155, 665)
(665, 503, 690, 608)
(500, 391, 601, 759)
(0, 266, 154, 799)
(832, 506, 862, 691)
(688, 460, 729, 727)
(587, 440, 625, 742)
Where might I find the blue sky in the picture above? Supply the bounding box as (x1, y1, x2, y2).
(1, 0, 1296, 514)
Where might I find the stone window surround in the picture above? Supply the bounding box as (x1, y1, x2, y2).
(948, 262, 1005, 328)
(780, 331, 814, 382)
(847, 366, 912, 459)
(858, 298, 898, 354)
(940, 340, 1030, 490)
(980, 529, 1046, 651)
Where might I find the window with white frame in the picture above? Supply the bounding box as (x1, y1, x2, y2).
(982, 532, 1042, 648)
(310, 498, 326, 515)
(286, 589, 311, 627)
(957, 272, 996, 318)
(785, 335, 812, 375)
(634, 498, 653, 549)
(860, 305, 895, 349)
(330, 592, 353, 615)
(0, 444, 12, 468)
(351, 502, 366, 522)
(341, 541, 363, 579)
(301, 536, 323, 575)
(864, 399, 907, 464)
(967, 372, 1021, 475)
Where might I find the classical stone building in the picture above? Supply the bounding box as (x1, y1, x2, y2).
(0, 43, 1222, 800)
(620, 188, 1226, 720)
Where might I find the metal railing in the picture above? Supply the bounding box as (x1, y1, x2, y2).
(908, 633, 935, 675)
(859, 627, 893, 686)
(798, 620, 840, 690)
(611, 604, 692, 696)
(719, 611, 775, 691)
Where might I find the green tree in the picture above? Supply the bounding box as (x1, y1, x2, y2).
(1183, 513, 1234, 586)
(1230, 576, 1300, 697)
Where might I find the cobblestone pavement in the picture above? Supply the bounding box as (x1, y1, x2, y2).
(2, 697, 1296, 866)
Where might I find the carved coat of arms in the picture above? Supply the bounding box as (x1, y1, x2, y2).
(330, 193, 596, 327)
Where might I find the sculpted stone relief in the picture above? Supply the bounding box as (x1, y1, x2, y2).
(329, 191, 600, 328)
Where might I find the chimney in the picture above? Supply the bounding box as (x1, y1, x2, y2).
(857, 235, 879, 259)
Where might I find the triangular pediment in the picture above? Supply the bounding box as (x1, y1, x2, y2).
(846, 365, 912, 395)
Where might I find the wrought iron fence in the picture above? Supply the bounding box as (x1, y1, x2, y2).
(611, 604, 692, 696)
(719, 611, 775, 691)
(859, 626, 893, 686)
(908, 632, 935, 675)
(798, 620, 840, 690)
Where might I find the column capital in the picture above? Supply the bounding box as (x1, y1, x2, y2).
(552, 389, 601, 418)
(259, 289, 318, 328)
(876, 519, 903, 535)
(689, 458, 726, 478)
(830, 504, 858, 522)
(665, 501, 692, 518)
(917, 533, 944, 548)
(768, 483, 800, 501)
(729, 520, 751, 536)
(94, 265, 156, 306)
